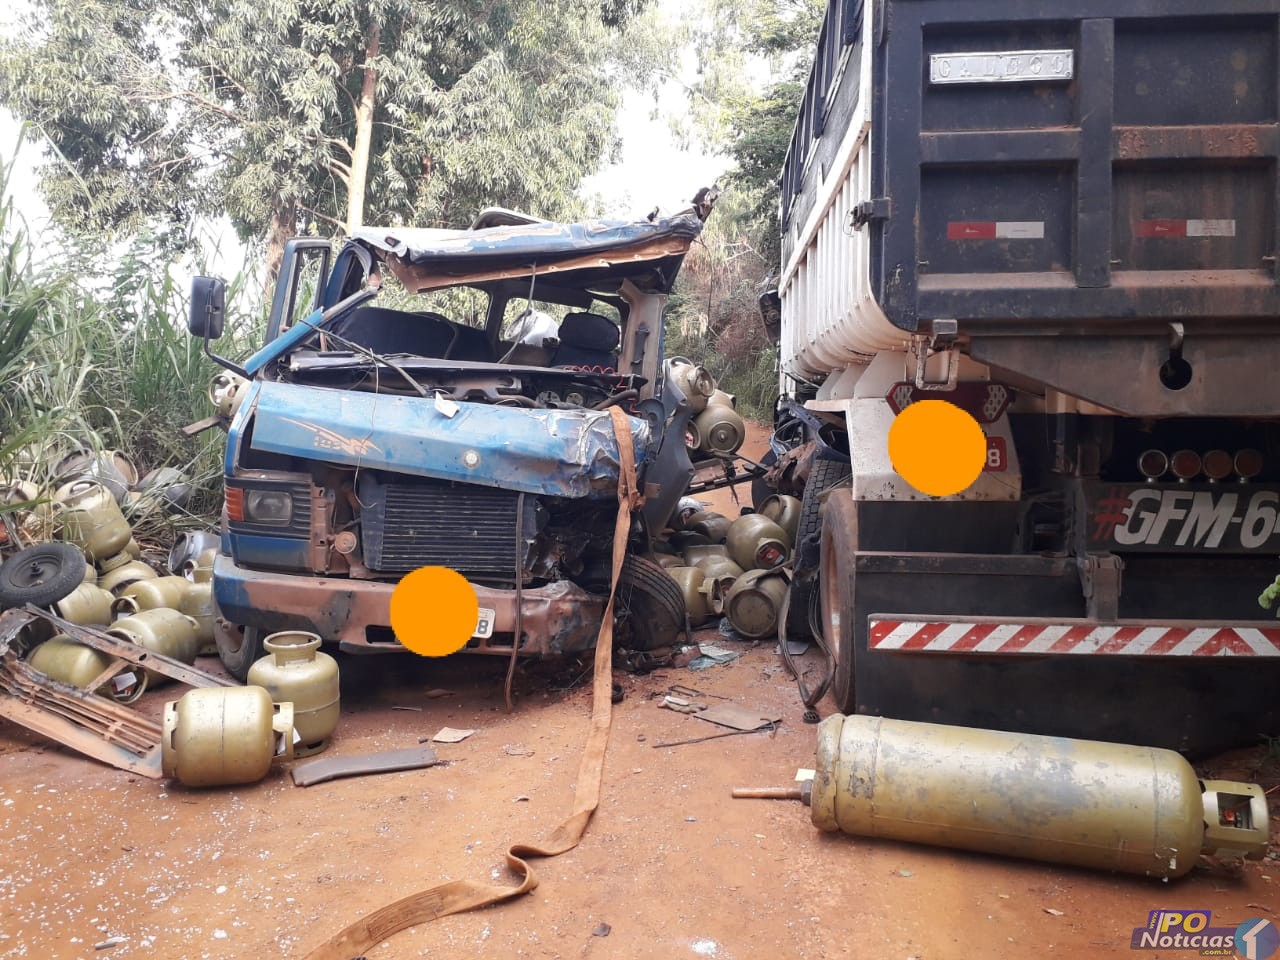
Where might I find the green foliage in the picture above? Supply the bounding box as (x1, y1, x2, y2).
(0, 0, 663, 258)
(666, 186, 777, 422)
(664, 0, 821, 422)
(0, 134, 262, 538)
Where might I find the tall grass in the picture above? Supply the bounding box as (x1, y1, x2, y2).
(0, 135, 265, 544)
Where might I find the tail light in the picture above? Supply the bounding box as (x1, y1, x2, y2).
(1169, 450, 1202, 481)
(1202, 450, 1233, 482)
(1137, 449, 1168, 481)
(1235, 449, 1264, 481)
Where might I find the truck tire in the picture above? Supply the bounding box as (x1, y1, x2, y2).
(819, 493, 859, 713)
(0, 542, 87, 610)
(615, 554, 687, 651)
(213, 607, 264, 681)
(787, 458, 852, 638)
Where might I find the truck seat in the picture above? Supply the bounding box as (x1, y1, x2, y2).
(328, 307, 494, 362)
(551, 312, 619, 370)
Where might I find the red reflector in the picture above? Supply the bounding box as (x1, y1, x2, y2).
(1202, 450, 1233, 481)
(225, 487, 245, 521)
(947, 221, 997, 240)
(1169, 450, 1202, 481)
(885, 382, 1013, 423)
(1235, 448, 1264, 480)
(1137, 449, 1169, 480)
(1135, 219, 1187, 238)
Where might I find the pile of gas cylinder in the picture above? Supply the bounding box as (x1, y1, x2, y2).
(3, 464, 340, 789)
(654, 494, 801, 640)
(667, 359, 748, 458)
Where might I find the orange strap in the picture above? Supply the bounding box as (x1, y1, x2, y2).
(303, 406, 639, 960)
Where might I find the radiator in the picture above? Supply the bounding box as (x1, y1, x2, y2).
(357, 474, 535, 580)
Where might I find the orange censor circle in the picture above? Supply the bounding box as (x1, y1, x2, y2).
(390, 566, 480, 658)
(888, 399, 987, 498)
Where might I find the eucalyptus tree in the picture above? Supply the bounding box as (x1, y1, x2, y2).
(0, 0, 657, 274)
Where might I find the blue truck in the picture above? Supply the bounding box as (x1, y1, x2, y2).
(187, 198, 718, 678)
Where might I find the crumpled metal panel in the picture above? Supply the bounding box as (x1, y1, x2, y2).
(348, 214, 702, 267)
(249, 380, 651, 498)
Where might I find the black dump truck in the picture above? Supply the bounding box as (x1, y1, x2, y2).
(765, 0, 1280, 752)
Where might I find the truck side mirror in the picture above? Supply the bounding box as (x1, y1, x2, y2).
(188, 276, 226, 340)
(758, 288, 781, 344)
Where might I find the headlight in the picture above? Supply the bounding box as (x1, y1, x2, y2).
(244, 489, 294, 524)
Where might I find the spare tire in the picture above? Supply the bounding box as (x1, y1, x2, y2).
(0, 542, 88, 610)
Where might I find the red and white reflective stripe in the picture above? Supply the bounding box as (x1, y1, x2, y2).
(947, 221, 1045, 240)
(1135, 219, 1236, 238)
(868, 620, 1280, 656)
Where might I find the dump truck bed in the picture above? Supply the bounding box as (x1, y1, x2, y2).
(781, 0, 1280, 335)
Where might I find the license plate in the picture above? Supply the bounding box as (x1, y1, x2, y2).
(473, 608, 495, 640)
(930, 49, 1074, 85)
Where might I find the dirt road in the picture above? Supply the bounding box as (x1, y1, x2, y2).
(2, 426, 1276, 959)
(1, 635, 1276, 960)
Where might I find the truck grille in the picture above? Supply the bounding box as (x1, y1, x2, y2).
(358, 475, 532, 580)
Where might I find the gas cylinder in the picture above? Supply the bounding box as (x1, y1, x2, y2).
(655, 554, 684, 570)
(162, 687, 295, 787)
(248, 631, 340, 757)
(124, 538, 141, 560)
(758, 494, 801, 545)
(51, 583, 115, 626)
(685, 511, 731, 544)
(682, 544, 730, 567)
(97, 559, 159, 595)
(108, 608, 200, 684)
(112, 576, 191, 616)
(726, 514, 789, 570)
(697, 557, 745, 600)
(168, 531, 219, 578)
(724, 568, 788, 639)
(671, 497, 704, 530)
(82, 563, 97, 585)
(806, 715, 1272, 879)
(209, 372, 250, 420)
(666, 566, 721, 627)
(708, 388, 736, 408)
(27, 636, 145, 704)
(694, 402, 746, 455)
(179, 579, 216, 655)
(52, 480, 132, 562)
(669, 530, 712, 552)
(667, 360, 716, 413)
(184, 549, 215, 583)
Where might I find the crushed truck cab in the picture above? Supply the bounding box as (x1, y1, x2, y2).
(190, 200, 713, 678)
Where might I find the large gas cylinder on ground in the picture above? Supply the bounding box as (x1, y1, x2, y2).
(248, 630, 339, 757)
(808, 715, 1271, 879)
(162, 687, 295, 787)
